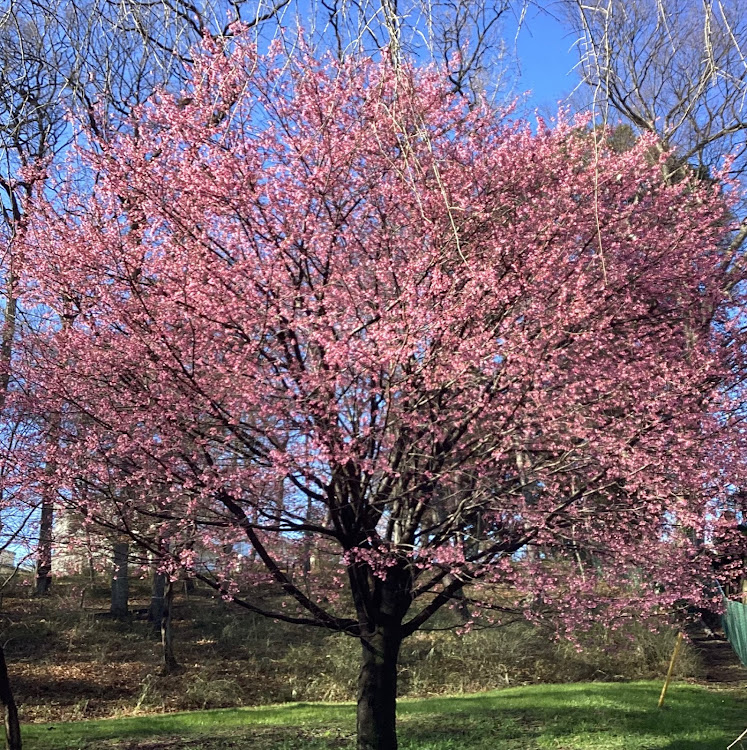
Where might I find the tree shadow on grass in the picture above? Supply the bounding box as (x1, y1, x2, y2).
(396, 683, 747, 750)
(23, 682, 747, 750)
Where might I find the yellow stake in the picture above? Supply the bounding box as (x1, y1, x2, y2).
(658, 631, 684, 709)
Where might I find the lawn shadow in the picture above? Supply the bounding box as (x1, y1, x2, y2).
(396, 682, 747, 750)
(22, 682, 747, 750)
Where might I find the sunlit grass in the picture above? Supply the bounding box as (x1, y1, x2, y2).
(23, 681, 747, 749)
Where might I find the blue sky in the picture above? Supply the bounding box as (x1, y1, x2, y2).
(514, 7, 581, 114)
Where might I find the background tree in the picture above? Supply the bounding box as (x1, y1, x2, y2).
(16, 38, 738, 750)
(563, 0, 747, 565)
(566, 1, 747, 237)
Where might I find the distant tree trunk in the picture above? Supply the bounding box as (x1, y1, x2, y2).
(161, 579, 179, 673)
(110, 542, 129, 618)
(357, 626, 401, 750)
(149, 570, 166, 629)
(0, 646, 21, 749)
(86, 529, 96, 583)
(180, 536, 196, 595)
(35, 495, 53, 596)
(301, 495, 313, 595)
(441, 574, 470, 622)
(36, 396, 62, 597)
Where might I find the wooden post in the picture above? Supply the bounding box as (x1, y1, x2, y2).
(727, 725, 747, 750)
(658, 631, 684, 709)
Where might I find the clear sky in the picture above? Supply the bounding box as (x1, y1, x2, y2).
(514, 6, 582, 116)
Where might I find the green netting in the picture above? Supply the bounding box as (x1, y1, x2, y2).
(722, 598, 747, 667)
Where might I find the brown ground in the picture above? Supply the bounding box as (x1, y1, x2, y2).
(687, 624, 747, 686)
(2, 577, 741, 725)
(3, 581, 302, 723)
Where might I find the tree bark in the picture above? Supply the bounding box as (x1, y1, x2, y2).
(35, 496, 53, 596)
(110, 542, 129, 618)
(0, 646, 21, 749)
(356, 627, 401, 750)
(36, 395, 62, 597)
(149, 570, 166, 628)
(161, 579, 179, 673)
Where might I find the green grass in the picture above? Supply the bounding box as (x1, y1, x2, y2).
(22, 681, 747, 749)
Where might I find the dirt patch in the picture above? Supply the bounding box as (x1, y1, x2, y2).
(686, 624, 747, 686)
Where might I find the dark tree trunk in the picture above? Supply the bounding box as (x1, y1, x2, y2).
(110, 542, 129, 618)
(86, 530, 96, 583)
(357, 627, 401, 750)
(181, 536, 196, 596)
(36, 406, 61, 597)
(443, 574, 470, 622)
(346, 549, 413, 750)
(35, 495, 53, 596)
(0, 646, 21, 749)
(161, 579, 179, 673)
(149, 570, 166, 628)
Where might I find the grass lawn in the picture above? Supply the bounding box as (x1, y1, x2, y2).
(22, 681, 747, 750)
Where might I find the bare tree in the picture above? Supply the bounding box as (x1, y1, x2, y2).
(566, 0, 747, 197)
(312, 0, 514, 98)
(0, 0, 301, 595)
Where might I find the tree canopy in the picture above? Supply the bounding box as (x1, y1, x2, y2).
(13, 36, 742, 750)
